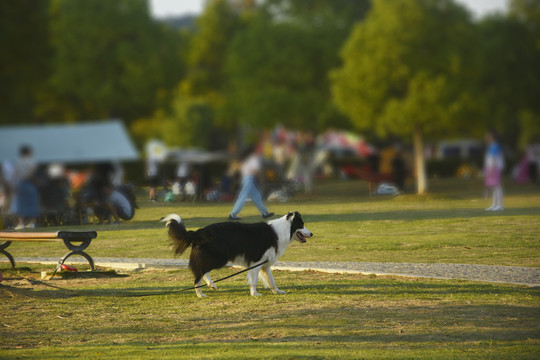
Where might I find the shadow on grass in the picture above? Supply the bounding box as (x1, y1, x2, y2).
(6, 301, 538, 348)
(303, 207, 540, 223)
(99, 207, 540, 231)
(293, 281, 539, 296)
(6, 278, 537, 299)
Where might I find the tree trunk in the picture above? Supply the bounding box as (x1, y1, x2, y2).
(413, 125, 427, 194)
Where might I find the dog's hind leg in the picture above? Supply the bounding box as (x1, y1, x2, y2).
(203, 273, 217, 290)
(260, 266, 286, 295)
(247, 268, 262, 296)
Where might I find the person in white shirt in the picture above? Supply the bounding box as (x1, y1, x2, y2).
(146, 158, 159, 202)
(229, 146, 274, 221)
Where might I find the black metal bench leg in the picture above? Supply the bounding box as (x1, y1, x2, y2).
(0, 241, 15, 268)
(58, 251, 96, 270)
(1, 249, 15, 268)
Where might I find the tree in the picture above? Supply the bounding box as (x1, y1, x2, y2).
(476, 14, 540, 148)
(49, 0, 185, 123)
(134, 0, 246, 149)
(508, 0, 540, 147)
(224, 14, 324, 129)
(137, 0, 371, 148)
(510, 0, 540, 45)
(224, 0, 370, 131)
(331, 0, 478, 194)
(0, 0, 51, 124)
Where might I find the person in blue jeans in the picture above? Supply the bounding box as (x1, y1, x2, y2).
(229, 147, 274, 221)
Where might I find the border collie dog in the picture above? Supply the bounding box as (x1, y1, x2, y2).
(162, 212, 313, 297)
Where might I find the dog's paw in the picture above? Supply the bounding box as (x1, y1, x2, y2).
(204, 279, 217, 290)
(273, 289, 286, 295)
(251, 292, 262, 297)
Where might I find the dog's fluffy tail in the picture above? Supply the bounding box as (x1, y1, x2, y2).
(161, 214, 195, 256)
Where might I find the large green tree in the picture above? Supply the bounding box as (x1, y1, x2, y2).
(508, 0, 540, 147)
(476, 13, 540, 148)
(0, 0, 51, 124)
(332, 0, 478, 194)
(224, 0, 370, 131)
(134, 0, 246, 149)
(224, 14, 323, 129)
(134, 0, 371, 148)
(49, 0, 184, 123)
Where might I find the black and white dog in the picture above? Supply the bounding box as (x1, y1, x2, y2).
(162, 212, 313, 297)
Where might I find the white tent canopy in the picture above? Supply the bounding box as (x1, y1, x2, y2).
(0, 120, 139, 164)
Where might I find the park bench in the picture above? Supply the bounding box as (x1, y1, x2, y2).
(0, 230, 97, 270)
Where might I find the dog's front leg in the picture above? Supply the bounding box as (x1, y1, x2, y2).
(261, 267, 286, 295)
(203, 273, 217, 290)
(194, 280, 207, 298)
(193, 274, 207, 298)
(247, 268, 262, 296)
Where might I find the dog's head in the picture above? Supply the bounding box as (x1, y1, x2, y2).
(286, 211, 313, 243)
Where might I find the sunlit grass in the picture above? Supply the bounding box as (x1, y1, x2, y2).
(4, 178, 539, 267)
(2, 178, 539, 359)
(1, 266, 538, 359)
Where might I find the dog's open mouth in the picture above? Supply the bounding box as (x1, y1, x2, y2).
(295, 232, 307, 243)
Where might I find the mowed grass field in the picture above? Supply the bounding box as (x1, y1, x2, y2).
(1, 178, 539, 359)
(4, 178, 539, 266)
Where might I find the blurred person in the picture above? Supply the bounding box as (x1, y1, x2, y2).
(176, 161, 190, 184)
(513, 151, 530, 185)
(110, 161, 124, 186)
(296, 131, 315, 194)
(14, 145, 40, 229)
(146, 157, 159, 202)
(83, 163, 120, 224)
(107, 185, 134, 221)
(1, 160, 16, 218)
(273, 137, 289, 181)
(526, 141, 540, 184)
(484, 131, 505, 211)
(99, 184, 120, 224)
(229, 146, 274, 221)
(40, 164, 71, 225)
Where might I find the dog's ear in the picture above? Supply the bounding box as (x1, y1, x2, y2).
(286, 212, 294, 221)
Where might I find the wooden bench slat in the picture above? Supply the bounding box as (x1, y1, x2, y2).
(0, 232, 60, 240)
(0, 238, 60, 242)
(0, 231, 97, 241)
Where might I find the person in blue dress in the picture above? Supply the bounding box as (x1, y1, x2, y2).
(484, 131, 504, 211)
(14, 145, 40, 229)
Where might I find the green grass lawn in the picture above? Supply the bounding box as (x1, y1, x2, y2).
(1, 178, 539, 359)
(3, 178, 539, 266)
(1, 266, 539, 359)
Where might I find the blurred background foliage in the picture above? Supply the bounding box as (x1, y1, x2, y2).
(1, 0, 539, 151)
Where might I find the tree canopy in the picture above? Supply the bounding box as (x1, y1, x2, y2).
(331, 0, 479, 193)
(48, 0, 185, 122)
(223, 0, 370, 131)
(0, 0, 51, 124)
(2, 0, 539, 172)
